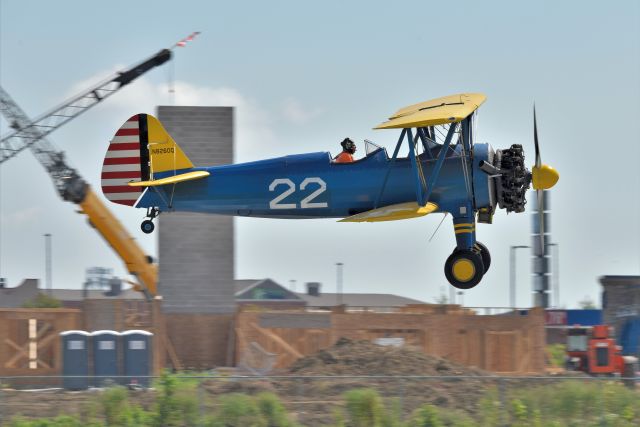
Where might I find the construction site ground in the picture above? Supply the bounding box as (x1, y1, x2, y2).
(0, 339, 599, 426)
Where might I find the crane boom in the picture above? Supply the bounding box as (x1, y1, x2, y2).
(0, 49, 171, 164)
(80, 189, 158, 296)
(0, 45, 177, 297)
(0, 85, 158, 296)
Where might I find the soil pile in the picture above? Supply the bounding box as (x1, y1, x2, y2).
(289, 337, 488, 376)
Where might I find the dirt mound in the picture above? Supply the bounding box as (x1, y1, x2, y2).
(289, 337, 488, 376)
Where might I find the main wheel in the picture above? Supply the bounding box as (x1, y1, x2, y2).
(444, 249, 484, 289)
(141, 220, 155, 234)
(474, 241, 491, 273)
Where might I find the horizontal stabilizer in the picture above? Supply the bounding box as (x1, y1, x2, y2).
(128, 170, 210, 187)
(339, 202, 438, 223)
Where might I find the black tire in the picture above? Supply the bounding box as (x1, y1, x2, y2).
(474, 241, 491, 273)
(444, 249, 485, 290)
(141, 220, 155, 234)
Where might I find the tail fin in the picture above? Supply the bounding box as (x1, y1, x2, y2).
(102, 114, 194, 206)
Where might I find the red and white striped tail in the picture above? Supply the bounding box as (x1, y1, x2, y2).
(101, 115, 149, 206)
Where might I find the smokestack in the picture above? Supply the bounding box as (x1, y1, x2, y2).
(531, 190, 551, 307)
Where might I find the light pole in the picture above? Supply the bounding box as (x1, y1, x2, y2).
(510, 245, 530, 308)
(44, 233, 52, 295)
(336, 262, 343, 306)
(289, 279, 297, 293)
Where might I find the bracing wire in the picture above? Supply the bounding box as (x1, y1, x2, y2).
(429, 213, 449, 242)
(413, 133, 427, 196)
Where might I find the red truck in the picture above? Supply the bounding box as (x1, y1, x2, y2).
(566, 325, 624, 375)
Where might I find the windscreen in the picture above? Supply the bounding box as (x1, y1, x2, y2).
(567, 335, 588, 352)
(365, 139, 383, 156)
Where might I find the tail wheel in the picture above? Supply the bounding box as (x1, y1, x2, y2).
(474, 241, 491, 273)
(141, 220, 155, 234)
(445, 249, 484, 289)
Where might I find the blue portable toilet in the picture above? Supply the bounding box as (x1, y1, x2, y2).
(60, 330, 90, 390)
(122, 330, 153, 387)
(91, 330, 120, 387)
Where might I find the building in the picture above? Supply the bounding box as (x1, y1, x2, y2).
(296, 282, 426, 310)
(600, 275, 640, 356)
(0, 279, 143, 309)
(235, 279, 306, 310)
(544, 308, 603, 344)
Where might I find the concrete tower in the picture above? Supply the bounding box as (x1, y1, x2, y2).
(157, 106, 235, 313)
(157, 106, 236, 367)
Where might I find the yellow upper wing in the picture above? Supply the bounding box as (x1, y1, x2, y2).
(339, 202, 438, 223)
(375, 93, 486, 129)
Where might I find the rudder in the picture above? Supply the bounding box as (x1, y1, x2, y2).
(102, 114, 194, 206)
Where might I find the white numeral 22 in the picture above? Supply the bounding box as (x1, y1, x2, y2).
(269, 177, 328, 209)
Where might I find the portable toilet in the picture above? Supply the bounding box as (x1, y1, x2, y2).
(122, 330, 153, 387)
(60, 330, 90, 390)
(91, 330, 120, 387)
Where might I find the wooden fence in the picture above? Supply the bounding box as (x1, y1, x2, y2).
(235, 306, 545, 374)
(0, 308, 81, 377)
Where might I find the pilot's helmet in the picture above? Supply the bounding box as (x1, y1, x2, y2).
(341, 138, 356, 154)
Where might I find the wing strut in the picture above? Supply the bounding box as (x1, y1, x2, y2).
(419, 122, 458, 206)
(407, 128, 426, 204)
(459, 114, 475, 205)
(374, 120, 462, 208)
(374, 128, 406, 208)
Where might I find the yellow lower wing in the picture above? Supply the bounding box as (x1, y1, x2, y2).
(339, 202, 438, 223)
(128, 170, 210, 187)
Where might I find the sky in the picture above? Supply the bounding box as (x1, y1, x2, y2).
(0, 0, 638, 308)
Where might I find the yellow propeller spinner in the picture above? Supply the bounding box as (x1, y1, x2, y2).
(532, 164, 559, 190)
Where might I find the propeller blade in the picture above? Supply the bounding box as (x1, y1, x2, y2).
(537, 189, 545, 252)
(533, 105, 541, 168)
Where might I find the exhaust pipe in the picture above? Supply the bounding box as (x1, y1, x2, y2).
(479, 160, 500, 175)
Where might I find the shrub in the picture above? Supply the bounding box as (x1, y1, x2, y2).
(546, 344, 566, 368)
(507, 380, 640, 426)
(153, 371, 199, 427)
(409, 404, 443, 427)
(255, 392, 294, 427)
(343, 388, 386, 427)
(21, 293, 62, 308)
(100, 386, 131, 425)
(208, 393, 265, 427)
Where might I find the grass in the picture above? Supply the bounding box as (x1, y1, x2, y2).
(6, 377, 639, 426)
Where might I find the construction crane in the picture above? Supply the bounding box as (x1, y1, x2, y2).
(0, 47, 177, 297)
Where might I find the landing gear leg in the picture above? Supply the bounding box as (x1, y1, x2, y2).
(444, 211, 485, 289)
(141, 207, 160, 234)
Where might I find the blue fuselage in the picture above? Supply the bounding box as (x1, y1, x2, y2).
(138, 144, 496, 219)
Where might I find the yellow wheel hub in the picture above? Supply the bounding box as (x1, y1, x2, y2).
(452, 258, 475, 282)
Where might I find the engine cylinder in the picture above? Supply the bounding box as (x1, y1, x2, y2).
(494, 144, 531, 213)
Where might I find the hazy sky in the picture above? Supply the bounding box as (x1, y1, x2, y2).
(0, 0, 638, 308)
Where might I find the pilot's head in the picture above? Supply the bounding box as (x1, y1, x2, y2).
(341, 138, 356, 154)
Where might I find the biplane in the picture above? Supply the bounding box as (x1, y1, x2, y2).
(101, 93, 558, 289)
